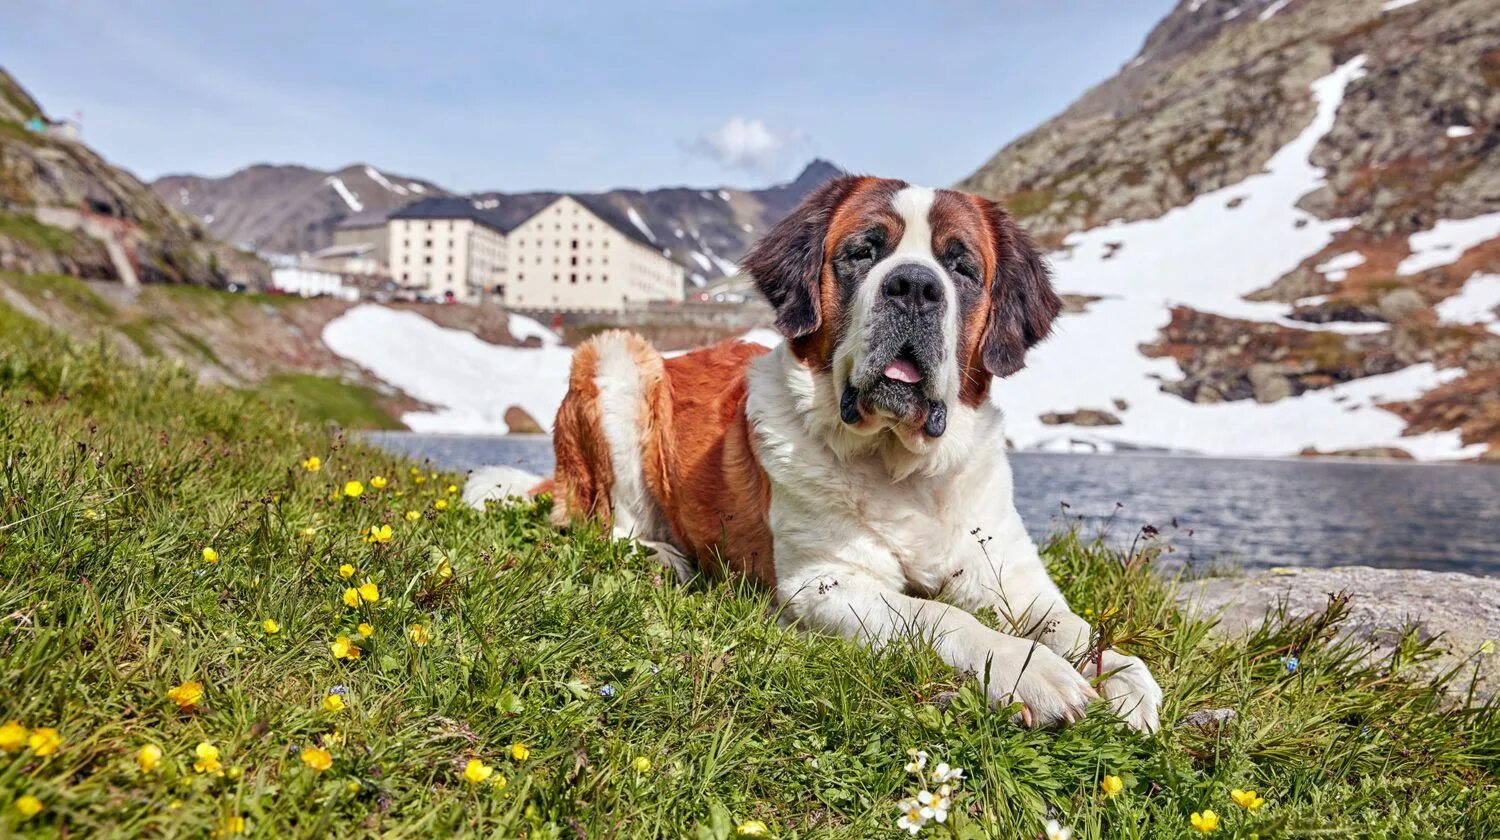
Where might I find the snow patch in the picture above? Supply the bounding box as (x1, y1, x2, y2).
(507, 313, 561, 346)
(1381, 0, 1422, 10)
(625, 206, 658, 243)
(408, 183, 426, 193)
(689, 252, 713, 271)
(1258, 0, 1292, 20)
(717, 189, 731, 201)
(324, 176, 364, 213)
(1316, 250, 1365, 281)
(1446, 125, 1475, 139)
(364, 166, 409, 196)
(1435, 273, 1500, 333)
(1396, 212, 1500, 276)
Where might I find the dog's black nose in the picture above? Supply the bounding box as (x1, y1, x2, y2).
(881, 264, 943, 314)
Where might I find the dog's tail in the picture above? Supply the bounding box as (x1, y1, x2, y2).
(462, 465, 547, 510)
(548, 329, 677, 541)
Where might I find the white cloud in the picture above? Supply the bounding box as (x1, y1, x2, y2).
(685, 116, 797, 173)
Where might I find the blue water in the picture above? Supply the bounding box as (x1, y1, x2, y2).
(365, 432, 1500, 576)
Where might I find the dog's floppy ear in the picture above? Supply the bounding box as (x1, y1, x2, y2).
(979, 202, 1061, 378)
(742, 175, 861, 339)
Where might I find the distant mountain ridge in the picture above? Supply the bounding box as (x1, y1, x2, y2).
(151, 159, 845, 285)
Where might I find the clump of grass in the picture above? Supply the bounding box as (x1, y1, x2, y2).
(0, 299, 1495, 837)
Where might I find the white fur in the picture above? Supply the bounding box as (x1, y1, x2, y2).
(746, 341, 1162, 731)
(589, 334, 695, 581)
(463, 465, 542, 510)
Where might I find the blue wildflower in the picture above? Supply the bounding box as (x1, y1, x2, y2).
(598, 684, 617, 699)
(1282, 655, 1300, 674)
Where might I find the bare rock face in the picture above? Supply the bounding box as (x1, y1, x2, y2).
(1040, 408, 1123, 427)
(1178, 566, 1500, 702)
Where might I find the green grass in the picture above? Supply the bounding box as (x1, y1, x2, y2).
(0, 298, 1496, 838)
(0, 211, 83, 255)
(253, 373, 403, 432)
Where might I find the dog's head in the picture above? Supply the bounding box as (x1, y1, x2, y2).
(743, 176, 1059, 451)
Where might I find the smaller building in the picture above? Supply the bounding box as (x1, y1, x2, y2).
(331, 211, 392, 268)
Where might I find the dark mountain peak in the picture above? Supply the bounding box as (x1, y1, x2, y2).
(788, 158, 844, 190)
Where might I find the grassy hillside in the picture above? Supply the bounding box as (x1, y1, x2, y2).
(0, 300, 1495, 837)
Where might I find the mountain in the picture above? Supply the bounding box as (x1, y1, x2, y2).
(152, 163, 449, 254)
(0, 67, 263, 288)
(151, 159, 846, 284)
(956, 0, 1499, 460)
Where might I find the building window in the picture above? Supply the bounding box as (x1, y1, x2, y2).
(402, 272, 409, 281)
(601, 274, 608, 283)
(570, 273, 578, 284)
(423, 256, 432, 265)
(553, 274, 559, 282)
(424, 239, 432, 248)
(571, 239, 578, 249)
(570, 256, 577, 266)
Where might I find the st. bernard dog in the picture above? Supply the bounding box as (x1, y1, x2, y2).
(467, 176, 1162, 731)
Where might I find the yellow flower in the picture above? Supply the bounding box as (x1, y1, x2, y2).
(413, 474, 426, 485)
(214, 814, 246, 837)
(409, 467, 421, 476)
(632, 756, 652, 773)
(330, 635, 362, 660)
(436, 557, 453, 579)
(342, 588, 361, 608)
(301, 746, 333, 771)
(0, 721, 28, 751)
(1101, 774, 1124, 798)
(27, 727, 61, 756)
(737, 820, 769, 836)
(345, 780, 361, 794)
(137, 744, 163, 773)
(1481, 639, 1496, 656)
(409, 624, 430, 646)
(201, 546, 220, 564)
(322, 693, 346, 712)
(370, 476, 388, 489)
(343, 480, 364, 498)
(358, 581, 380, 603)
(509, 742, 530, 762)
(492, 774, 508, 790)
(358, 623, 375, 638)
(193, 741, 222, 774)
(302, 456, 321, 472)
(262, 618, 281, 635)
(339, 563, 356, 579)
(433, 499, 449, 511)
(1230, 789, 1265, 810)
(226, 765, 243, 780)
(463, 758, 494, 784)
(169, 680, 204, 711)
(405, 510, 421, 522)
(299, 526, 317, 540)
(1190, 810, 1220, 833)
(14, 795, 42, 819)
(446, 484, 458, 495)
(365, 524, 393, 544)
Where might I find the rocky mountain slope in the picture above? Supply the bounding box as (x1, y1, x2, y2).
(958, 0, 1499, 460)
(153, 159, 845, 285)
(0, 68, 263, 288)
(153, 163, 448, 254)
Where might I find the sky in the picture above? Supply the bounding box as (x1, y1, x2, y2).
(2, 1, 1175, 194)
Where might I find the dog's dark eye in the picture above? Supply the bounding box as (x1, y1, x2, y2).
(846, 242, 875, 261)
(944, 243, 978, 281)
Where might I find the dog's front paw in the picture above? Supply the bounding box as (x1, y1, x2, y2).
(1086, 651, 1163, 733)
(978, 639, 1099, 727)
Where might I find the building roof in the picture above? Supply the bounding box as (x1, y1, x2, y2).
(388, 194, 557, 235)
(334, 210, 391, 230)
(388, 193, 665, 253)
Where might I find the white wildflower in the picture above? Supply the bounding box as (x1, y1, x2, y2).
(1045, 819, 1074, 840)
(931, 762, 964, 784)
(896, 797, 927, 835)
(904, 748, 929, 774)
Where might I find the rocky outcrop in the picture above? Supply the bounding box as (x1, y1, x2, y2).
(957, 0, 1500, 457)
(0, 67, 264, 289)
(1040, 408, 1122, 426)
(1178, 566, 1500, 701)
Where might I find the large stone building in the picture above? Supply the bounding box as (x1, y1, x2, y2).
(385, 195, 683, 309)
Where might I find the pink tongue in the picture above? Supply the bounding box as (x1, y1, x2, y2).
(884, 358, 923, 383)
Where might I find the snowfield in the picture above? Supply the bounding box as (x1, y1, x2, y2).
(997, 56, 1480, 460)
